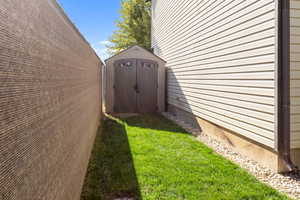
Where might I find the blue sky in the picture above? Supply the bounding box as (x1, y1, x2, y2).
(57, 0, 122, 60)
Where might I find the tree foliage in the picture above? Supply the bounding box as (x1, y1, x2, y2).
(107, 0, 151, 55)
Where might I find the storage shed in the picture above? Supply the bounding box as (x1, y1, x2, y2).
(105, 45, 166, 113)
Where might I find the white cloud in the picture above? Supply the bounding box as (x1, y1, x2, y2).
(92, 41, 111, 61)
(93, 46, 110, 61)
(99, 40, 111, 46)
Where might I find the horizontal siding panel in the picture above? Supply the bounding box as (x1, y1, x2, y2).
(153, 0, 213, 41)
(167, 86, 274, 105)
(292, 114, 300, 123)
(291, 70, 300, 79)
(291, 61, 300, 71)
(291, 80, 300, 89)
(159, 0, 275, 57)
(292, 123, 300, 132)
(291, 88, 300, 97)
(167, 43, 275, 68)
(168, 89, 274, 115)
(291, 140, 300, 149)
(291, 0, 300, 9)
(291, 17, 300, 27)
(291, 97, 300, 106)
(169, 97, 274, 135)
(166, 21, 275, 61)
(169, 55, 275, 72)
(152, 0, 189, 30)
(291, 9, 300, 18)
(291, 106, 300, 115)
(168, 63, 274, 75)
(291, 53, 300, 62)
(291, 35, 300, 44)
(168, 100, 274, 147)
(291, 0, 300, 149)
(291, 135, 300, 141)
(167, 35, 275, 64)
(154, 0, 222, 42)
(168, 83, 274, 97)
(291, 26, 300, 35)
(168, 98, 275, 139)
(153, 0, 233, 38)
(168, 79, 275, 88)
(152, 0, 276, 148)
(168, 71, 275, 81)
(168, 94, 274, 124)
(290, 44, 300, 53)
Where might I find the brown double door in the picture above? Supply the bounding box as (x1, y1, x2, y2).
(114, 59, 158, 113)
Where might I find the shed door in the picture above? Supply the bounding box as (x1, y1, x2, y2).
(137, 60, 158, 113)
(114, 59, 137, 113)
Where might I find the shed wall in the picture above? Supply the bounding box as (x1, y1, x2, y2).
(105, 46, 165, 113)
(290, 0, 300, 148)
(0, 0, 102, 199)
(152, 0, 277, 147)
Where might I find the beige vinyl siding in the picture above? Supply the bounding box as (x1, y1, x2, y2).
(152, 0, 276, 148)
(290, 0, 300, 149)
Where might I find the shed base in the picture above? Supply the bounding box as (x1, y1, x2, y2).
(110, 113, 140, 118)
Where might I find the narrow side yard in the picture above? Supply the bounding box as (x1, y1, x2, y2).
(81, 114, 290, 200)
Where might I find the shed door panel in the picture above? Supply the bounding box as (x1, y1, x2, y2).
(137, 60, 158, 113)
(114, 59, 137, 113)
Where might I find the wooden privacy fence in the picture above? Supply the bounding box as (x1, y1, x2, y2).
(0, 0, 102, 200)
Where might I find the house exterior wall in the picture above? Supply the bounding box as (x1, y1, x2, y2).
(105, 46, 166, 113)
(167, 104, 280, 171)
(290, 0, 300, 149)
(152, 0, 277, 148)
(0, 0, 102, 199)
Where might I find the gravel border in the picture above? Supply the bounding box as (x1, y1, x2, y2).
(162, 112, 300, 200)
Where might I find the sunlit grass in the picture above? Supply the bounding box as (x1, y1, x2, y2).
(81, 114, 290, 200)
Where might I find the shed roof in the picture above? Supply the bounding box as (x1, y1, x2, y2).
(105, 45, 166, 63)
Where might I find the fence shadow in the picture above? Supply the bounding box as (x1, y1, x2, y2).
(81, 118, 142, 200)
(122, 113, 189, 135)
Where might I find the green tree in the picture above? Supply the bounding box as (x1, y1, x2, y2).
(107, 0, 151, 55)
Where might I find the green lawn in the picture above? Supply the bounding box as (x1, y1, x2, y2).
(81, 114, 290, 200)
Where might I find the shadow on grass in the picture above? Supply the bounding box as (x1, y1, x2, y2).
(81, 114, 188, 200)
(81, 114, 290, 200)
(122, 113, 188, 135)
(81, 117, 142, 200)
